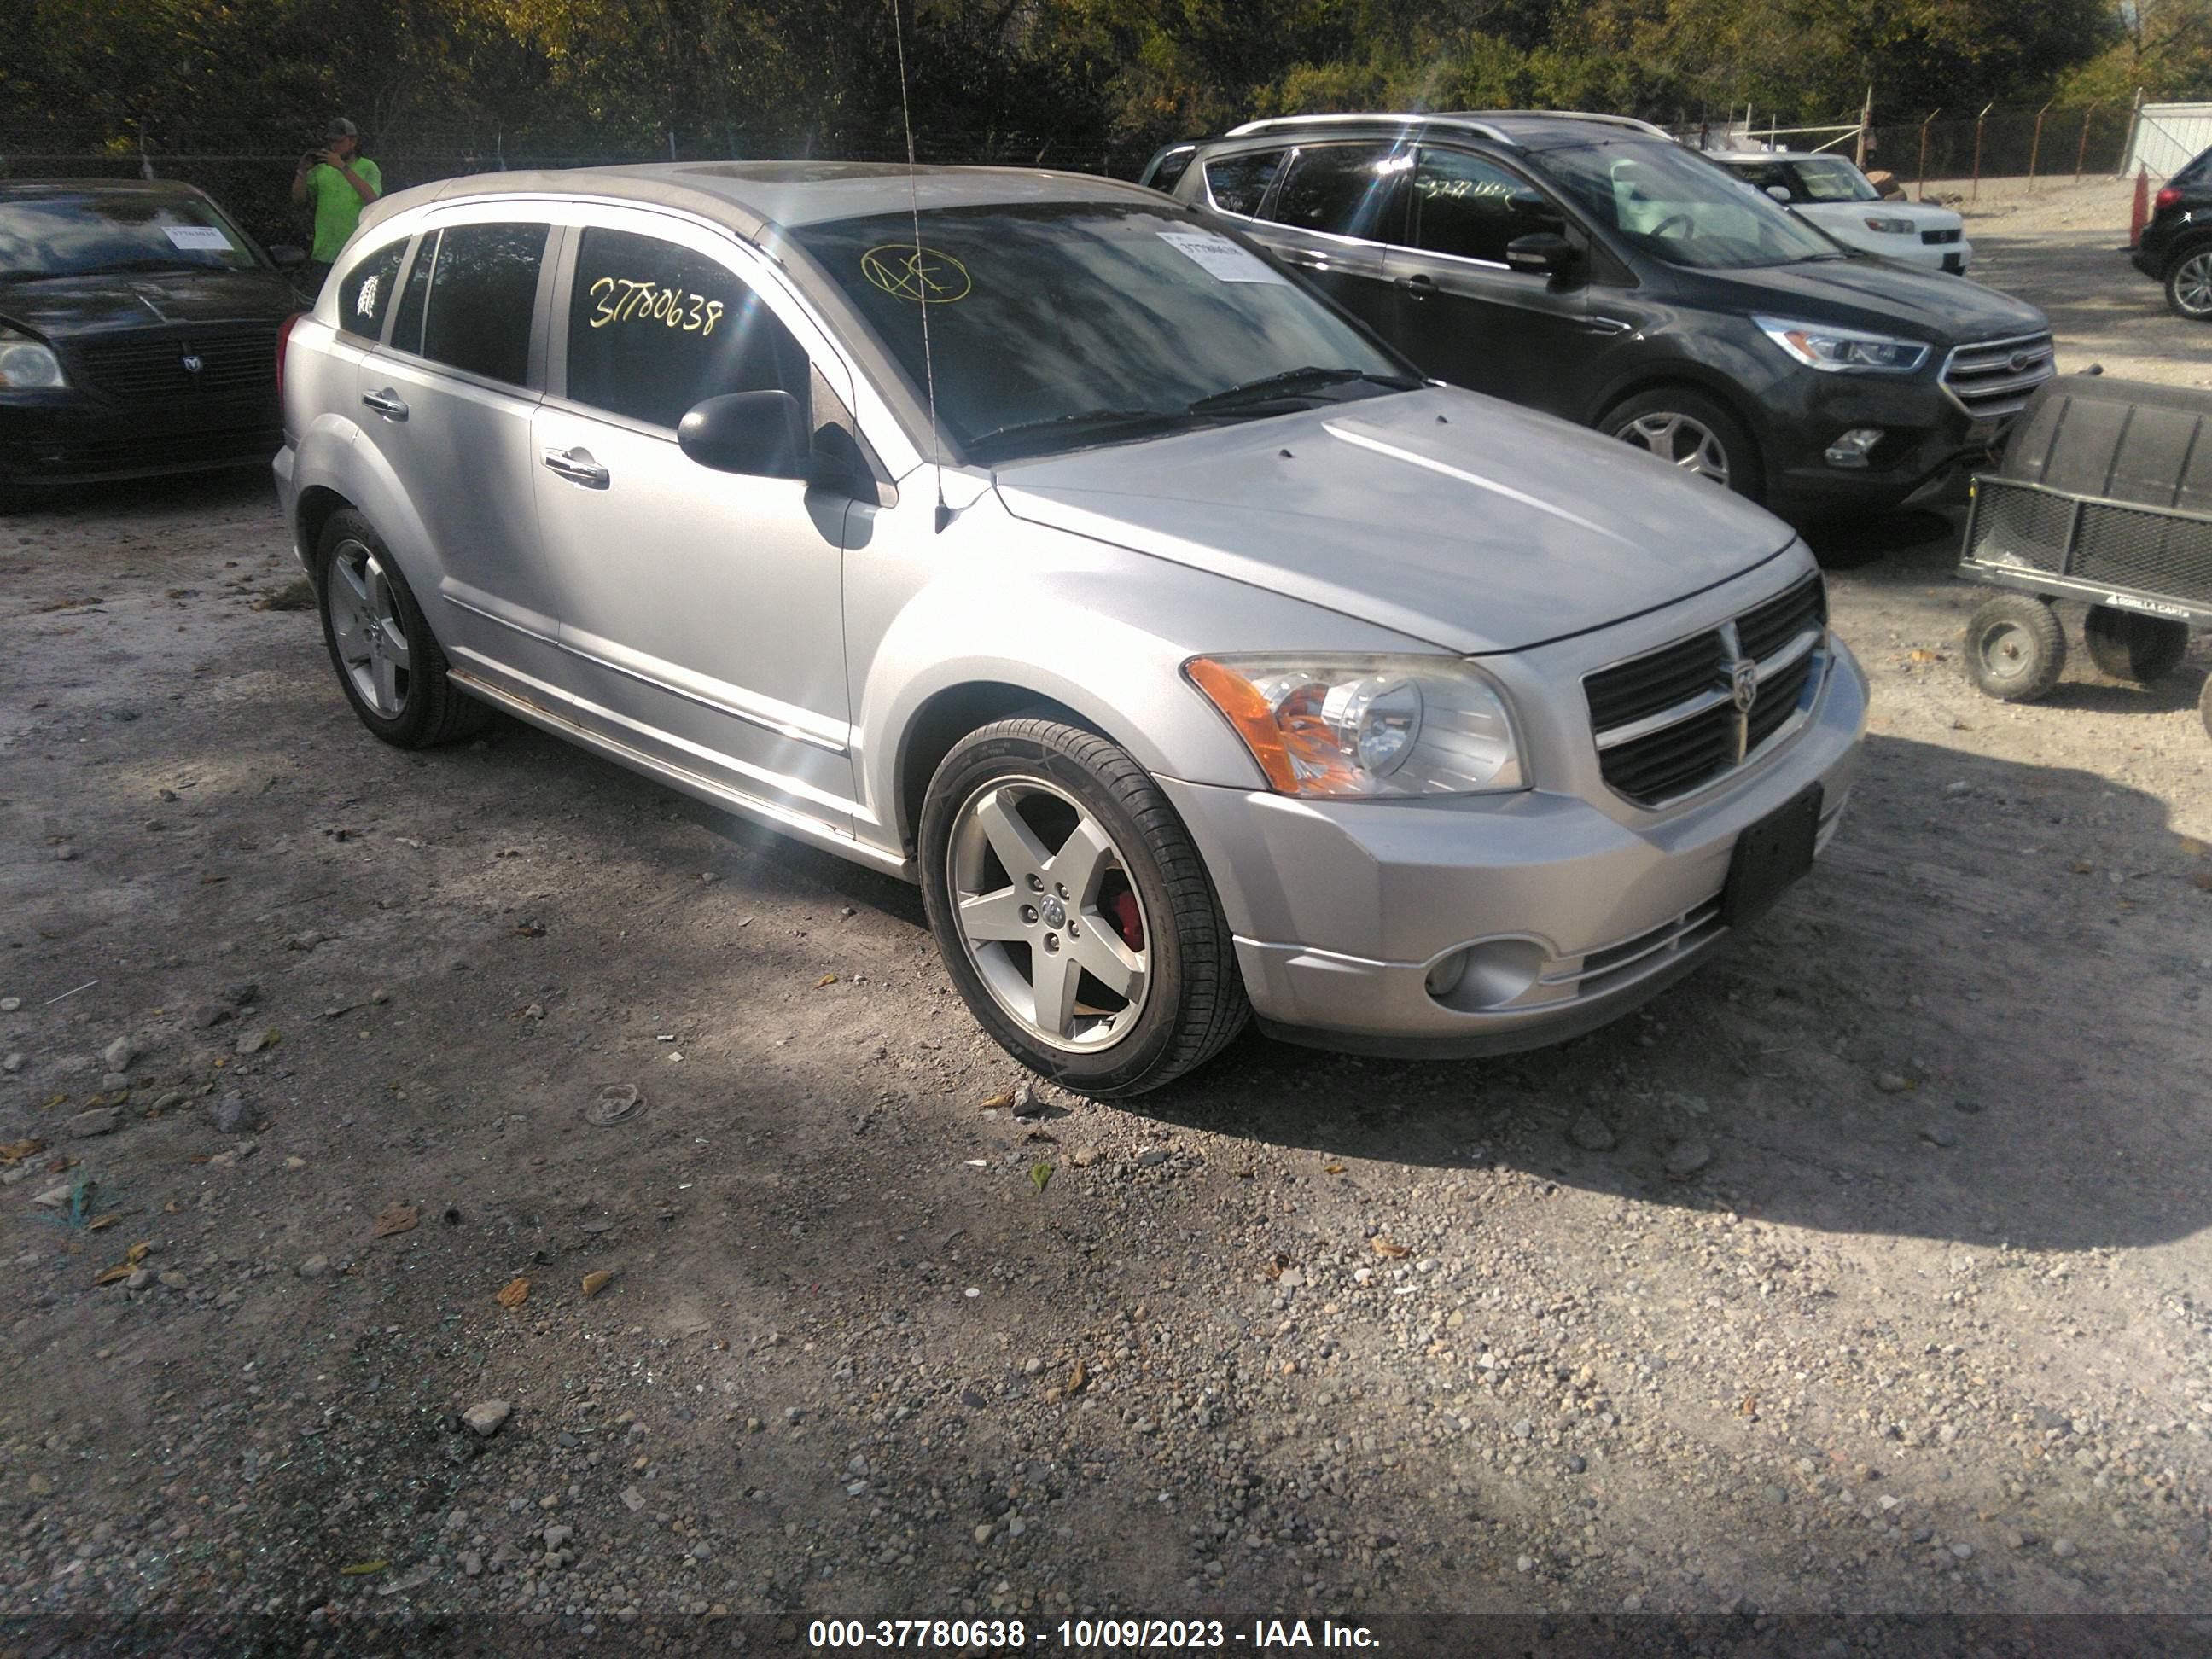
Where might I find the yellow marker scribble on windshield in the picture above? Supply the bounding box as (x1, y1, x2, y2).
(859, 244, 971, 305)
(586, 275, 725, 336)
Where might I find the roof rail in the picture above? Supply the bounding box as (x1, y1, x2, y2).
(1439, 110, 1676, 139)
(1223, 112, 1512, 143)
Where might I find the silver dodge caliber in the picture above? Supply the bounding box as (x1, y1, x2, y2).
(274, 162, 1867, 1096)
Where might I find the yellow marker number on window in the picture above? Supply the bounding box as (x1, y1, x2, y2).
(588, 276, 725, 336)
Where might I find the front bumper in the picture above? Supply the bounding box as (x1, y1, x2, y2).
(1760, 369, 2000, 520)
(0, 393, 280, 487)
(1159, 638, 1868, 1057)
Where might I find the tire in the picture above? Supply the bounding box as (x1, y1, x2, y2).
(1964, 593, 2065, 702)
(2166, 247, 2212, 323)
(2083, 604, 2190, 682)
(2200, 672, 2212, 742)
(1604, 387, 1766, 504)
(918, 718, 1249, 1097)
(313, 509, 491, 748)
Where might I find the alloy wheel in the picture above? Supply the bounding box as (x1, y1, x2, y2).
(323, 538, 413, 719)
(1614, 410, 1732, 486)
(2174, 252, 2212, 318)
(945, 778, 1151, 1052)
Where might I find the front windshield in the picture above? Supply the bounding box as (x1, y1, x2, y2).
(791, 203, 1414, 463)
(1788, 160, 1880, 203)
(1541, 140, 1842, 270)
(0, 191, 261, 282)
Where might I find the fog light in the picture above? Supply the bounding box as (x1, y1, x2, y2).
(1424, 951, 1470, 999)
(1825, 428, 1884, 469)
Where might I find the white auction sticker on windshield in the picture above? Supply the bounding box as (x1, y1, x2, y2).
(163, 225, 234, 251)
(1157, 230, 1289, 285)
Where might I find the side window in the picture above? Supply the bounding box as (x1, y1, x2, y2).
(1144, 147, 1198, 195)
(1203, 149, 1284, 217)
(390, 229, 437, 357)
(563, 227, 806, 430)
(418, 222, 548, 387)
(336, 239, 408, 340)
(1731, 162, 1794, 200)
(1408, 148, 1551, 265)
(1268, 144, 1406, 243)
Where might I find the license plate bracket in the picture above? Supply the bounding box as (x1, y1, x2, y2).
(1721, 786, 1822, 929)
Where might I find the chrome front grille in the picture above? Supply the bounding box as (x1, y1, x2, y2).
(1941, 331, 2056, 422)
(1584, 573, 1827, 807)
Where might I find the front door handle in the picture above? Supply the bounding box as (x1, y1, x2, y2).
(361, 388, 409, 421)
(1583, 316, 1634, 336)
(1394, 274, 1437, 298)
(1278, 249, 1330, 271)
(541, 447, 611, 490)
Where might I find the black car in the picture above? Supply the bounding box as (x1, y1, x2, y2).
(0, 178, 306, 508)
(1144, 113, 2056, 520)
(2133, 143, 2212, 321)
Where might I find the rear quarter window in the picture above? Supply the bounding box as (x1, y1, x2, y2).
(337, 239, 409, 341)
(417, 222, 548, 387)
(1203, 150, 1284, 217)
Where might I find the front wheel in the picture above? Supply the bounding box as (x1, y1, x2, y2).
(1604, 387, 1766, 504)
(2084, 604, 2190, 682)
(2167, 247, 2212, 322)
(918, 719, 1249, 1097)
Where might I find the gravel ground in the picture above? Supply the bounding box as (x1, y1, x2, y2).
(3, 217, 2212, 1655)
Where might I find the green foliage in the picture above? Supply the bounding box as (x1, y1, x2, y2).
(3, 0, 2165, 183)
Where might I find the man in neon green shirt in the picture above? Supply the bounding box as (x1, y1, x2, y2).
(291, 118, 381, 294)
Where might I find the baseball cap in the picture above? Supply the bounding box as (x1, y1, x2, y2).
(326, 118, 358, 140)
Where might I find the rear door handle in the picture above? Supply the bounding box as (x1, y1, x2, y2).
(360, 389, 408, 421)
(1394, 274, 1437, 298)
(541, 447, 611, 490)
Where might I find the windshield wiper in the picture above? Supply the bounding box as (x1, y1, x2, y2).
(964, 406, 1197, 459)
(1187, 365, 1417, 416)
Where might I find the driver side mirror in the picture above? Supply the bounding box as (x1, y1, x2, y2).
(1504, 231, 1576, 278)
(267, 245, 306, 269)
(678, 390, 809, 479)
(1764, 185, 1794, 204)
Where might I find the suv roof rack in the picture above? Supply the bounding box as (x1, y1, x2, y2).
(1223, 109, 1674, 145)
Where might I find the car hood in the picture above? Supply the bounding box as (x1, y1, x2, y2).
(1797, 200, 1964, 233)
(1691, 256, 2040, 341)
(992, 387, 1794, 656)
(0, 269, 298, 339)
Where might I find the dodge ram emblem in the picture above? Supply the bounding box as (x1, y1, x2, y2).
(180, 351, 203, 375)
(1731, 658, 1759, 714)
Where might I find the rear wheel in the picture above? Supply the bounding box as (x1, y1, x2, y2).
(918, 718, 1248, 1097)
(1964, 593, 2065, 701)
(1604, 387, 1766, 504)
(2199, 672, 2212, 742)
(2167, 247, 2212, 322)
(314, 509, 491, 748)
(2083, 604, 2190, 682)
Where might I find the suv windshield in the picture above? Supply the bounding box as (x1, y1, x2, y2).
(0, 191, 261, 282)
(791, 202, 1413, 463)
(1539, 140, 1842, 270)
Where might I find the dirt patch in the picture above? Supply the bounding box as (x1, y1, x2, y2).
(3, 242, 2212, 1640)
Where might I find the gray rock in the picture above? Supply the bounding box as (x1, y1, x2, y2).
(101, 1036, 137, 1073)
(1068, 1147, 1102, 1168)
(619, 1485, 646, 1513)
(461, 1400, 512, 1438)
(2052, 1539, 2077, 1558)
(1, 1054, 20, 1074)
(1876, 1072, 1912, 1094)
(1568, 1111, 1617, 1151)
(1920, 1124, 1959, 1149)
(1665, 1140, 1712, 1179)
(1136, 1147, 1170, 1168)
(543, 1524, 572, 1548)
(0, 998, 18, 1012)
(152, 1091, 184, 1111)
(195, 1004, 234, 1030)
(125, 1268, 155, 1292)
(54, 847, 77, 862)
(235, 1028, 276, 1056)
(461, 1551, 482, 1577)
(158, 1271, 188, 1291)
(973, 1523, 993, 1545)
(298, 1255, 333, 1282)
(32, 1184, 74, 1209)
(68, 1107, 120, 1138)
(210, 1091, 252, 1134)
(100, 1072, 131, 1091)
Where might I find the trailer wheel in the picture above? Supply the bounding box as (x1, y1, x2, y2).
(2083, 605, 2191, 683)
(1965, 594, 2065, 702)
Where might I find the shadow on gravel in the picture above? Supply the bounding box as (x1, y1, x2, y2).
(1972, 228, 2212, 375)
(1130, 728, 2204, 1256)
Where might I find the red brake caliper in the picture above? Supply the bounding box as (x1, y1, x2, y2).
(1106, 889, 1144, 952)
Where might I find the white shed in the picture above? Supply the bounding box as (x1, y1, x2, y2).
(2126, 102, 2212, 178)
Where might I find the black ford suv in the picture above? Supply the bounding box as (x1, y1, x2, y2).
(2133, 143, 2212, 321)
(1144, 113, 2056, 520)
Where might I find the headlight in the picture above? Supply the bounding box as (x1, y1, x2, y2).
(0, 329, 67, 390)
(1185, 655, 1525, 798)
(1861, 217, 1916, 234)
(1754, 315, 1930, 374)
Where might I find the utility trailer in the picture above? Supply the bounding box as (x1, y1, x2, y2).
(1958, 374, 2212, 734)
